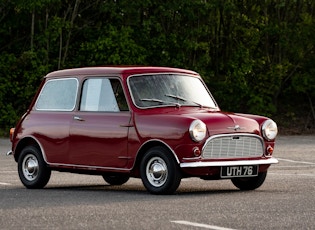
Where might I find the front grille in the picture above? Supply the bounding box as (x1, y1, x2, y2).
(202, 134, 264, 159)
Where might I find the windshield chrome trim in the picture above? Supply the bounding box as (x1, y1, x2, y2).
(127, 72, 218, 110)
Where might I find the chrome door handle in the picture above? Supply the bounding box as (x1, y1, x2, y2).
(73, 116, 85, 121)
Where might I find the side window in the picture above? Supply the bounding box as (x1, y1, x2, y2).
(36, 78, 78, 111)
(80, 78, 128, 112)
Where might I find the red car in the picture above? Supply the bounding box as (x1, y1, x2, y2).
(7, 66, 278, 194)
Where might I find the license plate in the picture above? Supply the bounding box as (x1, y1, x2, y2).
(221, 165, 258, 178)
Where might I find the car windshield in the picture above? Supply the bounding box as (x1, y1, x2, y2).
(128, 74, 217, 108)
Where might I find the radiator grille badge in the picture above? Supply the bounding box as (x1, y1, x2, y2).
(227, 125, 244, 131)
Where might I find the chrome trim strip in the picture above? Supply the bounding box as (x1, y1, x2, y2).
(180, 157, 278, 168)
(48, 162, 130, 171)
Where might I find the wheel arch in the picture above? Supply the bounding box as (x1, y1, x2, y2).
(132, 140, 180, 175)
(14, 137, 42, 162)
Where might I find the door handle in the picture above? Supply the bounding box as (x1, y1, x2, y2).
(73, 116, 85, 121)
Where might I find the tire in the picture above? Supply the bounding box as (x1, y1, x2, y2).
(231, 172, 267, 190)
(102, 174, 130, 185)
(18, 146, 51, 189)
(140, 146, 181, 195)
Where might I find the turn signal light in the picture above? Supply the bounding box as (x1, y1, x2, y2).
(193, 147, 201, 157)
(9, 128, 15, 142)
(266, 145, 274, 155)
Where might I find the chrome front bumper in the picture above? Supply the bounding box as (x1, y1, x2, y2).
(180, 157, 278, 168)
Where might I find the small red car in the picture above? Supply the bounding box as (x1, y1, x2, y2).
(8, 66, 278, 194)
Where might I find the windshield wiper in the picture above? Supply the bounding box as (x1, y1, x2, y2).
(165, 94, 217, 109)
(140, 98, 181, 107)
(140, 98, 165, 104)
(165, 94, 204, 107)
(165, 94, 186, 102)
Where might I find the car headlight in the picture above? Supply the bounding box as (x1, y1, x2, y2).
(189, 120, 207, 142)
(262, 119, 278, 141)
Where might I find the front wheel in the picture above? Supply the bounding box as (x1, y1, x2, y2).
(140, 146, 181, 195)
(18, 146, 51, 189)
(231, 172, 267, 190)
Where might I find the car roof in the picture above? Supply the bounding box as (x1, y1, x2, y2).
(45, 66, 199, 79)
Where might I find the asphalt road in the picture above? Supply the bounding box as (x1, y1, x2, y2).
(0, 136, 314, 230)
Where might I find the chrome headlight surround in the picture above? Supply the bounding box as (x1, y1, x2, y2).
(262, 119, 278, 141)
(189, 120, 207, 142)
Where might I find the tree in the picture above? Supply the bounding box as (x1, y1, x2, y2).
(0, 0, 315, 134)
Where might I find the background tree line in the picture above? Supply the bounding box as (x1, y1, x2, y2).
(0, 0, 314, 135)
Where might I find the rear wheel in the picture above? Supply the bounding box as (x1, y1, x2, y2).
(231, 172, 267, 190)
(140, 146, 181, 195)
(102, 174, 130, 185)
(18, 146, 51, 189)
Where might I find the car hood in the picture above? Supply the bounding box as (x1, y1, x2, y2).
(183, 110, 261, 135)
(134, 108, 263, 139)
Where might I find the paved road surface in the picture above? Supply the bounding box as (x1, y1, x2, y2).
(0, 136, 314, 229)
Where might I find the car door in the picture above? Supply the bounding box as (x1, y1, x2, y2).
(32, 77, 79, 164)
(69, 77, 131, 169)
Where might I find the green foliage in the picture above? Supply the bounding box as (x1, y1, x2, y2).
(0, 51, 48, 133)
(78, 26, 147, 66)
(0, 0, 315, 135)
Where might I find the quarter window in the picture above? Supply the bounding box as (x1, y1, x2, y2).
(36, 78, 78, 111)
(80, 78, 128, 112)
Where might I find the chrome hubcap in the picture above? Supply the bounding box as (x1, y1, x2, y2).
(22, 154, 39, 181)
(146, 157, 168, 187)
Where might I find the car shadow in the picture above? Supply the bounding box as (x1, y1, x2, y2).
(43, 182, 245, 197)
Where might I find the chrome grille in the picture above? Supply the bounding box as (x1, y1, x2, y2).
(202, 134, 264, 159)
